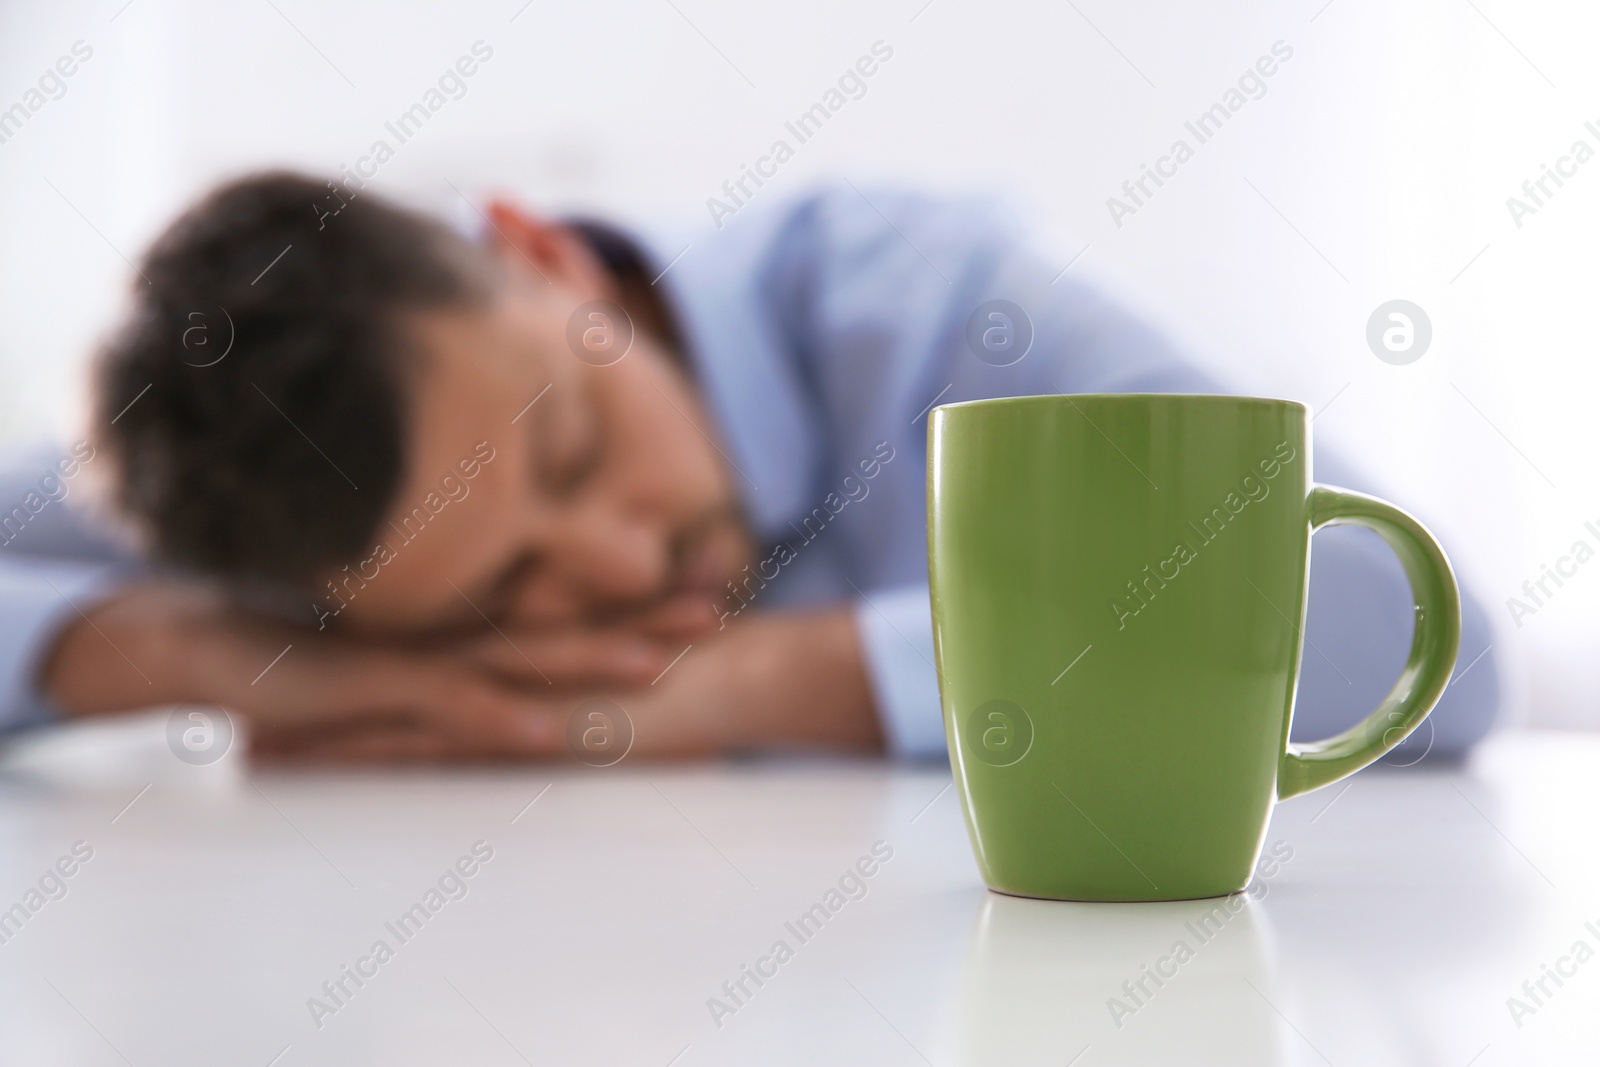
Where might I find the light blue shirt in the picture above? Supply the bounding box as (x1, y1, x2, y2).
(0, 185, 1500, 760)
(642, 184, 1499, 759)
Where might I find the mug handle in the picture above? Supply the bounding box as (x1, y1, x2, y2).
(1277, 485, 1462, 801)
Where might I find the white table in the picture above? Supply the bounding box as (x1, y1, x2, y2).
(0, 718, 1595, 1066)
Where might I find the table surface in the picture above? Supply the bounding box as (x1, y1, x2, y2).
(0, 718, 1595, 1066)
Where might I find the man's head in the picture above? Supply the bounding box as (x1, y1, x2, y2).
(97, 172, 750, 632)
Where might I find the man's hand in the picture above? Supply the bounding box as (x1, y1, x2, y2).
(251, 608, 885, 762)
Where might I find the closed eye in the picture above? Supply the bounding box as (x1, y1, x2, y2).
(471, 552, 540, 627)
(540, 384, 602, 496)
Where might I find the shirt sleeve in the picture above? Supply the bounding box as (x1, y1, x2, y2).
(852, 584, 945, 759)
(813, 189, 1500, 760)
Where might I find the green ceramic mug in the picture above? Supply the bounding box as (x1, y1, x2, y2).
(927, 394, 1460, 901)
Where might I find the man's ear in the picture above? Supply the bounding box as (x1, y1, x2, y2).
(484, 198, 614, 299)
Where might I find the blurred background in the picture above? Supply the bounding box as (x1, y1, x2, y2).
(0, 0, 1592, 729)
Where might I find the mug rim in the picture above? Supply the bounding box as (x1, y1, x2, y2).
(933, 392, 1310, 416)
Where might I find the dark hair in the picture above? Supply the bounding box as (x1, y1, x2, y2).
(94, 171, 494, 595)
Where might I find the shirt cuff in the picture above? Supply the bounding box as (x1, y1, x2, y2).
(853, 584, 948, 760)
(0, 558, 123, 735)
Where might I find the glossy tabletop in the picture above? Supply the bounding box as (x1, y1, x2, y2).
(0, 717, 1594, 1065)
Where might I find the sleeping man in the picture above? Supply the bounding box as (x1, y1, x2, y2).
(0, 173, 1500, 761)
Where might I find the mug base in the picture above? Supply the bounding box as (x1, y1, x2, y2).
(983, 883, 1248, 904)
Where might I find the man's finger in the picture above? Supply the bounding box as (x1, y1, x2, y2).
(408, 671, 569, 757)
(626, 594, 722, 638)
(232, 642, 572, 759)
(254, 725, 462, 764)
(465, 629, 665, 686)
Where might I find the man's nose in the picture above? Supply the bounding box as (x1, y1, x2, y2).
(548, 505, 673, 606)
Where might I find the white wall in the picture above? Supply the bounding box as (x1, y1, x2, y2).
(1, 0, 1594, 723)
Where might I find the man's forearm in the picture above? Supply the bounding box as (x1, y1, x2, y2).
(39, 582, 224, 716)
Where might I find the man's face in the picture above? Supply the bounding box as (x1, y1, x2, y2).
(330, 271, 752, 634)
